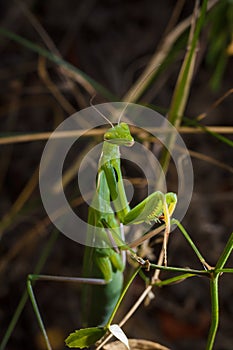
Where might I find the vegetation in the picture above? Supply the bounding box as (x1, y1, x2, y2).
(0, 1, 232, 349)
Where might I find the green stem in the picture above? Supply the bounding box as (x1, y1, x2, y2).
(215, 268, 233, 273)
(149, 263, 208, 276)
(174, 219, 210, 267)
(106, 267, 141, 327)
(206, 233, 233, 349)
(155, 273, 196, 287)
(215, 232, 233, 271)
(206, 275, 219, 350)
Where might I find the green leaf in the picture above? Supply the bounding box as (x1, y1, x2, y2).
(65, 327, 106, 348)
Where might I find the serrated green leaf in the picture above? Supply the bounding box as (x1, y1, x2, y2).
(109, 324, 129, 349)
(65, 327, 106, 348)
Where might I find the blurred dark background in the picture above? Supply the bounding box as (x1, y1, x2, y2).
(0, 1, 232, 349)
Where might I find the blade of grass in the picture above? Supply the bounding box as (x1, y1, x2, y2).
(168, 0, 203, 126)
(15, 0, 86, 109)
(199, 128, 233, 148)
(0, 27, 115, 100)
(160, 0, 208, 175)
(183, 116, 233, 148)
(123, 0, 219, 103)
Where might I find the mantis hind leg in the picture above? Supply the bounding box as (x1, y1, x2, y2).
(27, 274, 107, 350)
(27, 275, 52, 350)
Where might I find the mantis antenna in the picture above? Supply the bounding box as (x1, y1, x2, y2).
(91, 64, 159, 126)
(117, 102, 130, 125)
(90, 95, 114, 128)
(117, 64, 160, 124)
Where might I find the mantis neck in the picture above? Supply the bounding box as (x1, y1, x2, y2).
(101, 141, 120, 164)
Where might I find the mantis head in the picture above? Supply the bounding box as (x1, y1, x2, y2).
(104, 122, 134, 147)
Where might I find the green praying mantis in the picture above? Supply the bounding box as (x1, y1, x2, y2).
(26, 107, 177, 350)
(80, 112, 177, 328)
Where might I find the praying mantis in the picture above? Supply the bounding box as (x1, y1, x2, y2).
(26, 107, 177, 350)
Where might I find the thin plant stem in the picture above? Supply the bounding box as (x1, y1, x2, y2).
(174, 219, 211, 268)
(215, 268, 233, 273)
(206, 275, 219, 350)
(215, 232, 233, 271)
(149, 263, 209, 276)
(206, 233, 233, 349)
(155, 273, 197, 287)
(106, 267, 141, 327)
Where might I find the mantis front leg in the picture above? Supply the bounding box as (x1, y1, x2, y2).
(123, 191, 177, 266)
